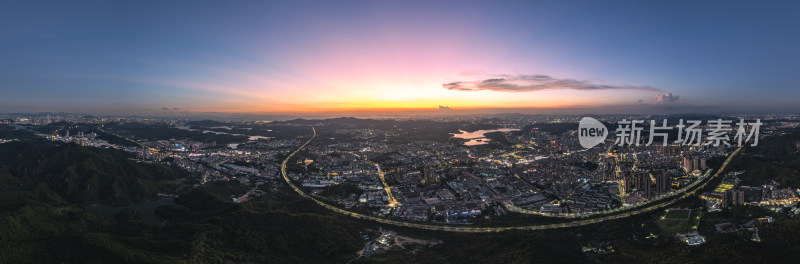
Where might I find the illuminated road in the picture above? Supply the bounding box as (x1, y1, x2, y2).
(349, 151, 399, 207)
(281, 127, 744, 233)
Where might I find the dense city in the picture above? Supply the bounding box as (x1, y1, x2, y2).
(3, 113, 800, 257)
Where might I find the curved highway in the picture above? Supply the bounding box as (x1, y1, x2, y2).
(281, 127, 743, 232)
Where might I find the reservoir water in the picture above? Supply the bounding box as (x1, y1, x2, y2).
(451, 128, 520, 146)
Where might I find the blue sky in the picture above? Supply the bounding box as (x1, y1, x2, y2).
(1, 0, 799, 114)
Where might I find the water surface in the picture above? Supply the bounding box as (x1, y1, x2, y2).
(451, 128, 520, 146)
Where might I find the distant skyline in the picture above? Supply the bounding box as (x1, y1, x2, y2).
(2, 1, 799, 114)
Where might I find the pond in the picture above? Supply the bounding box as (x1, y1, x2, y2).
(451, 128, 520, 146)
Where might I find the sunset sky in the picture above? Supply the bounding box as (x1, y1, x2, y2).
(2, 1, 799, 114)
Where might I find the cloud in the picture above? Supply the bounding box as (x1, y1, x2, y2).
(648, 93, 680, 104)
(443, 74, 661, 93)
(161, 107, 181, 111)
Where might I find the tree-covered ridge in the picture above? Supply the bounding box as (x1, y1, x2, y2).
(0, 141, 190, 208)
(729, 131, 800, 187)
(0, 181, 366, 263)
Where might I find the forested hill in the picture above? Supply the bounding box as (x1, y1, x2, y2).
(0, 141, 190, 208)
(728, 131, 800, 188)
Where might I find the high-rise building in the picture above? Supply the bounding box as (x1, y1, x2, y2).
(656, 173, 671, 193)
(620, 171, 635, 195)
(734, 190, 745, 205)
(682, 155, 693, 172)
(722, 190, 732, 207)
(422, 166, 437, 184)
(644, 172, 652, 198)
(630, 171, 651, 198)
(699, 158, 707, 171)
(723, 189, 745, 207)
(601, 158, 614, 182)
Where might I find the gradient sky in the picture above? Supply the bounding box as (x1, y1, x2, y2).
(2, 0, 799, 114)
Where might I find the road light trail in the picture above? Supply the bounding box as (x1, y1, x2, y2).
(281, 127, 744, 233)
(349, 151, 399, 207)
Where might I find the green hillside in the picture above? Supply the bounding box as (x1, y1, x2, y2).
(728, 132, 800, 187)
(0, 141, 190, 209)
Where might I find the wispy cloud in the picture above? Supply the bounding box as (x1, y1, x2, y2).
(443, 74, 660, 93)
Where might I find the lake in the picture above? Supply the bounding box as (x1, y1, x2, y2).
(451, 128, 520, 146)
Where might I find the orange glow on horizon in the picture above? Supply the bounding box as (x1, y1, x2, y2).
(182, 99, 606, 114)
